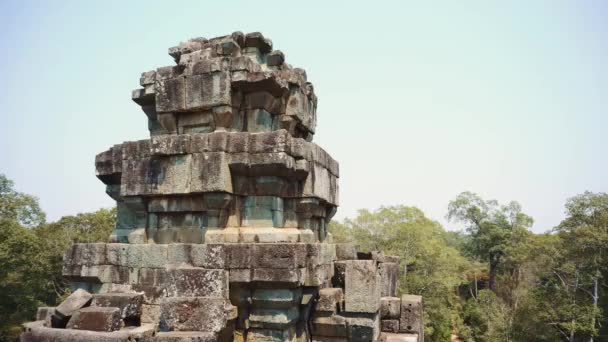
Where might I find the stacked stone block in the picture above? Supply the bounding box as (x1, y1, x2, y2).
(20, 32, 422, 342)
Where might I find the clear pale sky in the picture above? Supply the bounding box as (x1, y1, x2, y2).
(1, 1, 607, 233)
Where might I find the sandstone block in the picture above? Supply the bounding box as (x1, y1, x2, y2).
(151, 134, 192, 155)
(63, 243, 107, 266)
(244, 32, 272, 53)
(225, 243, 252, 268)
(252, 268, 305, 287)
(191, 244, 225, 269)
(252, 243, 307, 269)
(36, 307, 55, 322)
(380, 297, 401, 319)
(20, 327, 132, 342)
(346, 316, 379, 342)
(54, 288, 93, 322)
(381, 319, 400, 333)
(160, 297, 233, 332)
(378, 333, 419, 342)
(252, 288, 302, 309)
(335, 244, 357, 260)
(127, 244, 168, 268)
(191, 152, 233, 193)
(153, 331, 219, 342)
(119, 323, 157, 339)
(267, 50, 285, 67)
(344, 260, 380, 313)
(311, 337, 348, 342)
(399, 295, 422, 334)
(184, 72, 231, 111)
(66, 307, 122, 332)
(168, 244, 193, 265)
(307, 243, 337, 266)
(240, 227, 301, 243)
(247, 327, 296, 342)
(311, 314, 347, 337)
(379, 262, 399, 297)
(229, 269, 252, 283)
(128, 228, 147, 244)
(141, 304, 161, 324)
(315, 288, 344, 313)
(134, 268, 170, 305)
(164, 267, 228, 298)
(306, 264, 333, 287)
(93, 293, 143, 321)
(249, 307, 299, 329)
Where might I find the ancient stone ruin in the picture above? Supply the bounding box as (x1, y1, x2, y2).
(21, 32, 423, 342)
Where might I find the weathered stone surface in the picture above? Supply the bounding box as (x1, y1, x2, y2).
(128, 228, 147, 244)
(346, 315, 380, 342)
(344, 261, 380, 313)
(164, 267, 228, 298)
(64, 243, 107, 266)
(399, 295, 422, 334)
(36, 307, 55, 322)
(20, 326, 133, 342)
(133, 268, 170, 305)
(160, 297, 235, 332)
(54, 288, 93, 321)
(153, 331, 219, 342)
(141, 304, 161, 324)
(381, 319, 400, 333)
(378, 262, 399, 297)
(378, 332, 419, 342)
(191, 244, 225, 268)
(248, 327, 296, 342)
(380, 297, 401, 319)
(249, 307, 299, 329)
(93, 293, 143, 321)
(252, 268, 306, 287)
(315, 288, 343, 313)
(120, 323, 157, 339)
(66, 307, 122, 332)
(252, 288, 302, 309)
(311, 337, 348, 342)
(335, 244, 357, 261)
(252, 243, 307, 269)
(126, 244, 169, 268)
(311, 314, 348, 337)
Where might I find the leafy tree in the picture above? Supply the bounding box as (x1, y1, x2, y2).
(0, 174, 45, 227)
(447, 192, 533, 291)
(536, 191, 608, 341)
(330, 206, 470, 341)
(33, 208, 116, 306)
(463, 290, 510, 342)
(0, 218, 47, 340)
(0, 173, 115, 341)
(0, 174, 48, 340)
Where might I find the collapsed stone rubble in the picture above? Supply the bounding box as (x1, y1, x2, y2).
(20, 32, 423, 342)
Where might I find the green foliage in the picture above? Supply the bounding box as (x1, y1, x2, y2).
(0, 218, 47, 339)
(0, 173, 115, 341)
(447, 192, 533, 292)
(0, 174, 45, 227)
(330, 206, 470, 341)
(463, 290, 509, 341)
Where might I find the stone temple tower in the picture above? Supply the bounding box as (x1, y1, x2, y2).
(20, 32, 422, 342)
